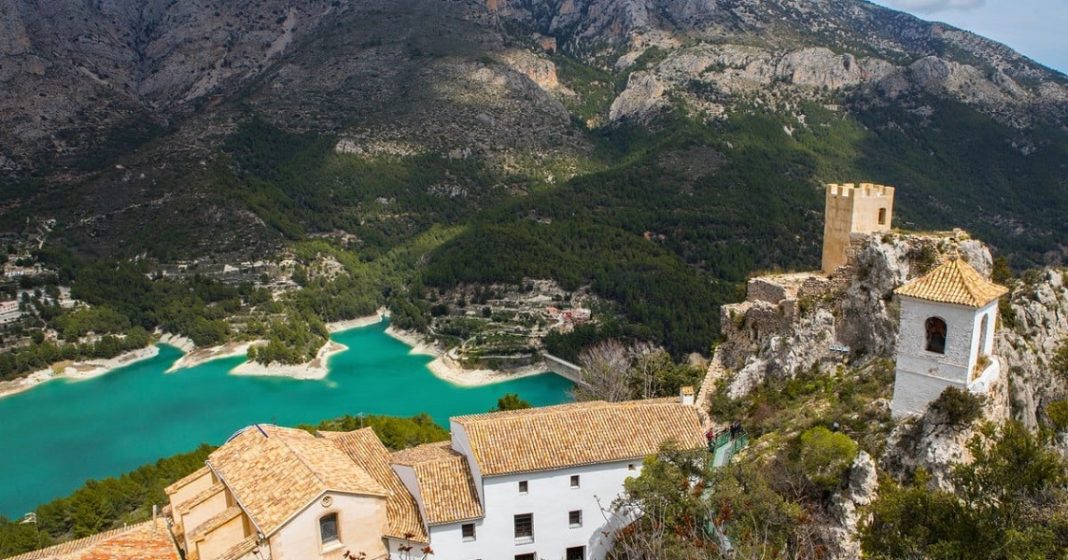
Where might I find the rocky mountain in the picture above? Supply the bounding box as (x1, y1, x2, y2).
(0, 0, 1065, 268)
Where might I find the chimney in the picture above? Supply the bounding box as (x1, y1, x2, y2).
(679, 386, 695, 406)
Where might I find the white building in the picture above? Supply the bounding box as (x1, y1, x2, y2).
(0, 299, 21, 324)
(890, 258, 1008, 417)
(161, 396, 706, 560)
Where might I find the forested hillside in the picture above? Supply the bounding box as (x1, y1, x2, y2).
(1, 0, 1065, 360)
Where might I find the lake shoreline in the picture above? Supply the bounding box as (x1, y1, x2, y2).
(0, 346, 161, 400)
(0, 309, 559, 397)
(165, 309, 388, 375)
(384, 326, 555, 387)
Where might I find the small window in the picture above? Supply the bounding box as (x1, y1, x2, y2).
(516, 554, 536, 560)
(878, 207, 887, 225)
(628, 463, 636, 471)
(319, 512, 339, 545)
(566, 546, 586, 560)
(462, 523, 476, 542)
(925, 317, 947, 354)
(518, 480, 529, 494)
(514, 513, 533, 543)
(569, 510, 582, 528)
(570, 475, 580, 488)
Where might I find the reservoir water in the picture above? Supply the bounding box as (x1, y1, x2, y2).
(0, 322, 574, 517)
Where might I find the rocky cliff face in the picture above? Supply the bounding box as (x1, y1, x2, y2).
(998, 269, 1068, 429)
(719, 229, 991, 398)
(493, 0, 1068, 128)
(719, 228, 1066, 486)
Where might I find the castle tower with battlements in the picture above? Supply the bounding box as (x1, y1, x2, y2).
(822, 183, 895, 274)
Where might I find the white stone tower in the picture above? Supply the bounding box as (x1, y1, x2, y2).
(822, 183, 895, 274)
(890, 258, 1009, 417)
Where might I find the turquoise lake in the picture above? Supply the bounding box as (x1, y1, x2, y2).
(0, 322, 574, 517)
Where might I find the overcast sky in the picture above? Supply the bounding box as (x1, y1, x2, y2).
(871, 0, 1068, 74)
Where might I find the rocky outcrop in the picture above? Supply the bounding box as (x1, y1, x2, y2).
(607, 41, 1064, 127)
(719, 230, 991, 398)
(996, 268, 1068, 428)
(825, 451, 878, 560)
(492, 0, 1067, 127)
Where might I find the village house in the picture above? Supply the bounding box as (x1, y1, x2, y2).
(161, 396, 705, 560)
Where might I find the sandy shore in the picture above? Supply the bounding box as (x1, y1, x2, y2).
(385, 326, 555, 386)
(326, 309, 388, 333)
(158, 332, 195, 352)
(0, 345, 161, 399)
(384, 326, 441, 356)
(229, 339, 348, 380)
(165, 340, 262, 373)
(426, 354, 550, 387)
(164, 309, 385, 375)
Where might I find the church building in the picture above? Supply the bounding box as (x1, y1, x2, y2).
(890, 258, 1008, 417)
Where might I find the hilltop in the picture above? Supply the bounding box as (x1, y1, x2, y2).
(0, 0, 1066, 366)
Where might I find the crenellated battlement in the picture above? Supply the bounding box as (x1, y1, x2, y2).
(827, 183, 894, 199)
(822, 182, 895, 273)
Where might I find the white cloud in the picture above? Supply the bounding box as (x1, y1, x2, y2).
(885, 0, 986, 13)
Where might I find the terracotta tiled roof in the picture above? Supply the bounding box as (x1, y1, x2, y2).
(4, 519, 179, 560)
(391, 442, 484, 526)
(452, 398, 705, 476)
(321, 429, 429, 542)
(895, 258, 1008, 308)
(207, 424, 388, 537)
(175, 482, 225, 516)
(217, 537, 257, 560)
(186, 505, 244, 544)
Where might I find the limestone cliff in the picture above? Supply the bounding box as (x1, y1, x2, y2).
(718, 229, 990, 398)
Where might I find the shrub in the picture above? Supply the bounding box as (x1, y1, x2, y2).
(929, 387, 983, 427)
(1046, 400, 1068, 433)
(797, 426, 859, 493)
(1052, 338, 1068, 382)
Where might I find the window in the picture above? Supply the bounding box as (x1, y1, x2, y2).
(515, 554, 536, 560)
(462, 523, 476, 542)
(569, 510, 582, 528)
(570, 475, 580, 488)
(925, 317, 947, 354)
(518, 480, 528, 494)
(977, 314, 990, 356)
(566, 546, 586, 560)
(514, 513, 534, 543)
(628, 463, 636, 471)
(878, 208, 887, 225)
(319, 512, 339, 545)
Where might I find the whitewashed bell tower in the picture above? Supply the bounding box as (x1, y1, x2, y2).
(890, 258, 1008, 418)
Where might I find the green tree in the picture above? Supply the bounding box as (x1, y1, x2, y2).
(494, 393, 532, 411)
(612, 446, 718, 559)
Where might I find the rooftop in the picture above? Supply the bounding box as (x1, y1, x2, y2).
(5, 519, 179, 560)
(206, 424, 388, 537)
(452, 398, 705, 476)
(391, 442, 484, 526)
(895, 257, 1008, 308)
(321, 428, 428, 542)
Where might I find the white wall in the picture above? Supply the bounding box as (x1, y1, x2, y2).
(421, 460, 644, 560)
(891, 296, 999, 417)
(271, 492, 388, 560)
(449, 422, 485, 506)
